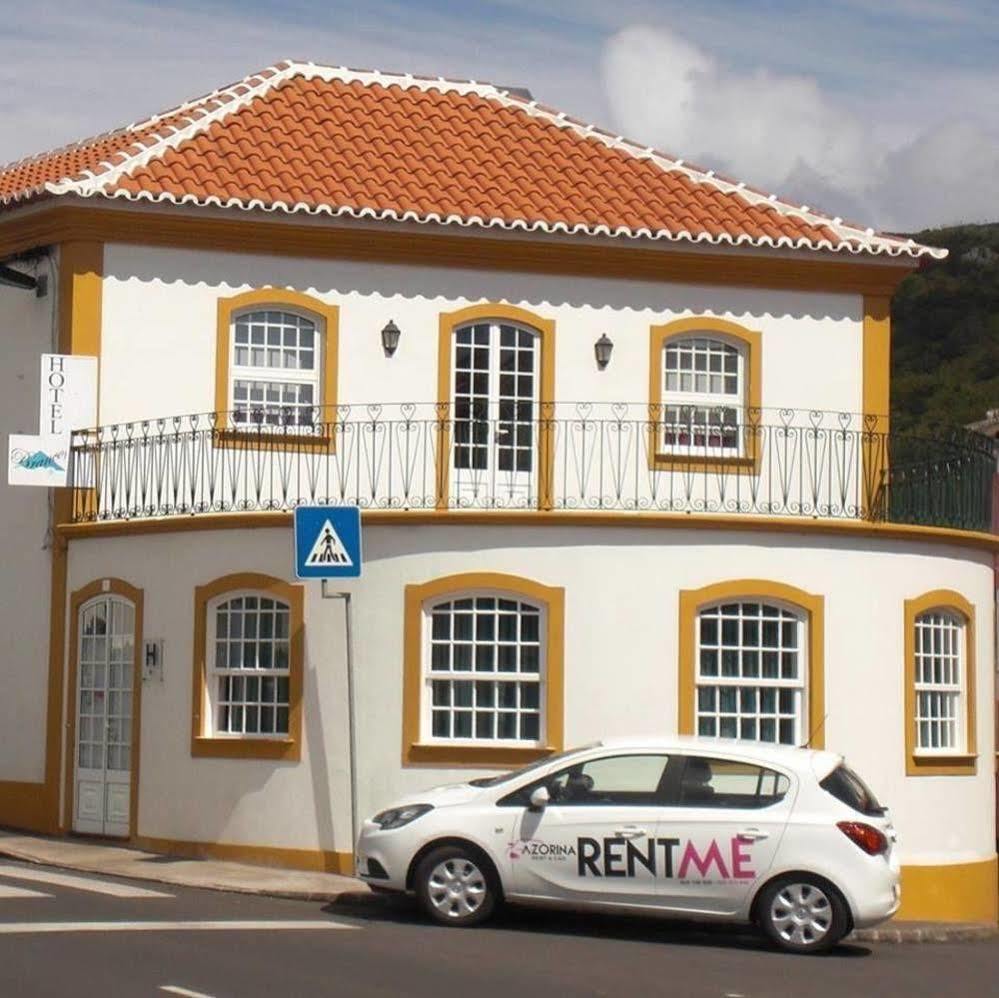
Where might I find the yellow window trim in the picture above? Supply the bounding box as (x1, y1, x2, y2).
(678, 579, 825, 748)
(402, 571, 565, 766)
(436, 304, 556, 511)
(648, 318, 762, 474)
(65, 578, 144, 840)
(191, 572, 304, 761)
(903, 589, 977, 776)
(214, 288, 340, 453)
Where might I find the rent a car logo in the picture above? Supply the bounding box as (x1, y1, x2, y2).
(510, 836, 756, 881)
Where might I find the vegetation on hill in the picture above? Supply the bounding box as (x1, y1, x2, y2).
(891, 222, 999, 436)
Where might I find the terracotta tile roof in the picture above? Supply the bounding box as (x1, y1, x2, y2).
(0, 61, 943, 259)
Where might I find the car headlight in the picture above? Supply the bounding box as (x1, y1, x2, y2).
(372, 803, 433, 830)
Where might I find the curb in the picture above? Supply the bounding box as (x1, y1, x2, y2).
(852, 922, 998, 944)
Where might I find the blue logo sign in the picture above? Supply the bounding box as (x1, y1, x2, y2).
(293, 506, 362, 579)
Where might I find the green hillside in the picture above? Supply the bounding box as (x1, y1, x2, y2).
(891, 222, 999, 434)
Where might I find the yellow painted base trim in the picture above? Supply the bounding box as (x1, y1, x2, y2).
(132, 836, 353, 875)
(897, 857, 998, 924)
(59, 509, 999, 553)
(0, 781, 54, 834)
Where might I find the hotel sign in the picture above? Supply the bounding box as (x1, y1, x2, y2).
(7, 354, 97, 487)
(39, 354, 97, 436)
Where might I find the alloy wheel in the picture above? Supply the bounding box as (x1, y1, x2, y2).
(769, 882, 834, 948)
(426, 857, 488, 920)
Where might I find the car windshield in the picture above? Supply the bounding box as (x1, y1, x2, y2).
(819, 764, 885, 816)
(467, 744, 599, 788)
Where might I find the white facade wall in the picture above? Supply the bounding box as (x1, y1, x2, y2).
(100, 244, 864, 425)
(65, 524, 995, 866)
(0, 255, 56, 782)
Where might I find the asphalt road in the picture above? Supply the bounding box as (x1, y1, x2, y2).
(0, 860, 995, 998)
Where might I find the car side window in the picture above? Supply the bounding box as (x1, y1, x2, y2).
(675, 756, 790, 809)
(544, 754, 671, 806)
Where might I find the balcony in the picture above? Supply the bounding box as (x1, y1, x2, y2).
(67, 404, 995, 533)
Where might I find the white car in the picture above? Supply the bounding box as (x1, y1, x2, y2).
(356, 737, 899, 953)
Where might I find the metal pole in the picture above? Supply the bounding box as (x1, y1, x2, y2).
(321, 581, 359, 855)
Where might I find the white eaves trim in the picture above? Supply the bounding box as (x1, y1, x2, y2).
(13, 60, 944, 260)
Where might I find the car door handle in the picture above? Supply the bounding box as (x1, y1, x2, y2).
(737, 828, 770, 842)
(613, 826, 648, 840)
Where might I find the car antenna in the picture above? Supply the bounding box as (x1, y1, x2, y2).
(800, 713, 828, 749)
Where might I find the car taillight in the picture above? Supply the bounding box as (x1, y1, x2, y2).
(837, 821, 888, 856)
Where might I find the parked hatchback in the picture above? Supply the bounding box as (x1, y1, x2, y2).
(356, 737, 899, 953)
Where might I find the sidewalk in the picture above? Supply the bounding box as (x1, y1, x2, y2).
(0, 829, 368, 903)
(0, 828, 994, 942)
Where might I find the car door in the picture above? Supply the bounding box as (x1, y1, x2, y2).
(654, 754, 795, 916)
(505, 752, 671, 907)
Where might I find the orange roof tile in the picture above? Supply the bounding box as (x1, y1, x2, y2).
(0, 62, 943, 259)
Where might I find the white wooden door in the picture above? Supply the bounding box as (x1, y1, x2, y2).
(74, 596, 135, 837)
(451, 321, 539, 505)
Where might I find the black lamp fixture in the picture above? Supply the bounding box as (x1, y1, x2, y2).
(594, 333, 613, 369)
(381, 319, 401, 356)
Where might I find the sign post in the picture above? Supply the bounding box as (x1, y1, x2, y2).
(293, 506, 362, 856)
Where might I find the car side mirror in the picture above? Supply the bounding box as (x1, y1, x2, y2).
(529, 785, 550, 810)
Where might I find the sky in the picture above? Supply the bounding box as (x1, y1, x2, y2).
(1, 0, 997, 231)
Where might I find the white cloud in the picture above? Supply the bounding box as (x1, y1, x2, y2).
(600, 24, 999, 230)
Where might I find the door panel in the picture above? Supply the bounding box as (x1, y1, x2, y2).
(74, 596, 135, 837)
(508, 753, 671, 906)
(655, 755, 794, 915)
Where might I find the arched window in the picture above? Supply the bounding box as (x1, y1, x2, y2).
(661, 336, 746, 454)
(214, 290, 339, 448)
(403, 572, 565, 765)
(679, 581, 824, 749)
(452, 320, 539, 481)
(437, 304, 556, 509)
(425, 592, 544, 744)
(192, 572, 304, 760)
(695, 600, 806, 745)
(904, 591, 976, 775)
(230, 309, 322, 429)
(207, 591, 292, 737)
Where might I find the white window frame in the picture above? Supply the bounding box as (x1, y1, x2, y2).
(421, 589, 546, 748)
(229, 307, 324, 431)
(205, 589, 292, 740)
(913, 609, 967, 756)
(694, 599, 807, 746)
(451, 320, 540, 482)
(661, 335, 746, 457)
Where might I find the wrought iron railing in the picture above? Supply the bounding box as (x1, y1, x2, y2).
(67, 404, 995, 531)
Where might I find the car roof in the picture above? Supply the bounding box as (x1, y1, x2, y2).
(590, 735, 841, 776)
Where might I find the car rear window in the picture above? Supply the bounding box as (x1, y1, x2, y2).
(819, 764, 885, 816)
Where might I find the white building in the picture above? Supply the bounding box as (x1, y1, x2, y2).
(1, 61, 995, 923)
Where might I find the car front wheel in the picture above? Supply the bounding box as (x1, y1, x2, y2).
(757, 875, 850, 954)
(415, 846, 497, 927)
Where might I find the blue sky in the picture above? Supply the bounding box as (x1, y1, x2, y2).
(2, 0, 997, 229)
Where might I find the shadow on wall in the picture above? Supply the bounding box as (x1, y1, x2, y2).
(103, 246, 860, 324)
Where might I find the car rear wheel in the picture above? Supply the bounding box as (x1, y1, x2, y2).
(757, 875, 850, 954)
(415, 846, 497, 927)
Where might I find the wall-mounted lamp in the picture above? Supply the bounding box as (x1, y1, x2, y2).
(594, 333, 613, 369)
(381, 319, 401, 356)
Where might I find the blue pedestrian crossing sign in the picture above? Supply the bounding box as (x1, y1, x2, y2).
(294, 506, 362, 579)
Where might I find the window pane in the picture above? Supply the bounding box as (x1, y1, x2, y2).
(677, 756, 790, 808)
(425, 593, 545, 744)
(695, 601, 805, 747)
